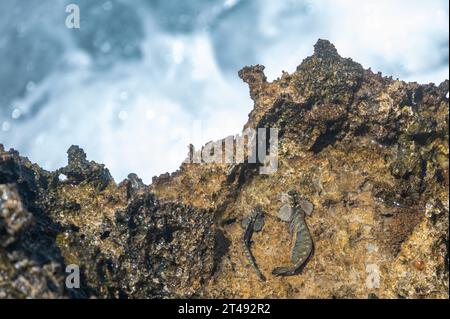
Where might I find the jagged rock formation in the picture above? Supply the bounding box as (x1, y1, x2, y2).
(1, 40, 448, 298)
(0, 145, 215, 298)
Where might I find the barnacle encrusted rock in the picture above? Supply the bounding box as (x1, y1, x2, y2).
(0, 145, 215, 298)
(153, 40, 449, 299)
(1, 39, 448, 298)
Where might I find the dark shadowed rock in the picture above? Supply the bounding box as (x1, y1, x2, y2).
(1, 39, 448, 298)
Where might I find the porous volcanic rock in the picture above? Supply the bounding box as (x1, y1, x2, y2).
(1, 40, 448, 298)
(0, 145, 215, 298)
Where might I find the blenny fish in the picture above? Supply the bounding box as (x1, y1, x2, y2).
(241, 206, 266, 281)
(272, 190, 314, 276)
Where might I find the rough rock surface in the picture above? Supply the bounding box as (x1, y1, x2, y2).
(0, 145, 215, 298)
(1, 40, 448, 298)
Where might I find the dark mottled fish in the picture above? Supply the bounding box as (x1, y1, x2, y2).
(273, 191, 313, 276)
(241, 208, 266, 281)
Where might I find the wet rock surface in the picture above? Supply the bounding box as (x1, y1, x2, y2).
(1, 40, 448, 298)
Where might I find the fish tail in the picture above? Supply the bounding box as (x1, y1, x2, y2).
(272, 266, 295, 276)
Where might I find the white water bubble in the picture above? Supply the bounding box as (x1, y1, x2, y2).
(11, 108, 21, 120)
(118, 110, 128, 121)
(2, 121, 11, 132)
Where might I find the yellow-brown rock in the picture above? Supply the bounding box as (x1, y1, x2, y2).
(1, 40, 448, 299)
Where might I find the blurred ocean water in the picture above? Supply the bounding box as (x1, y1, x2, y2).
(0, 0, 448, 183)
